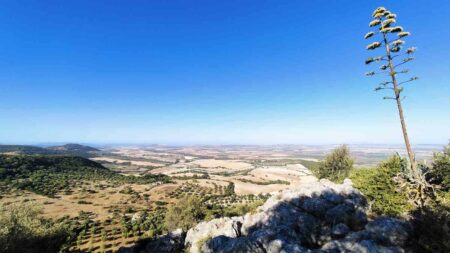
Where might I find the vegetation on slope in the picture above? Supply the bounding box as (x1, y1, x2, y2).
(0, 144, 101, 158)
(313, 141, 450, 252)
(237, 178, 290, 185)
(0, 154, 171, 197)
(164, 195, 266, 232)
(0, 145, 56, 155)
(348, 145, 450, 252)
(297, 159, 320, 173)
(47, 143, 100, 152)
(164, 197, 205, 231)
(410, 143, 450, 252)
(350, 155, 412, 216)
(0, 202, 71, 253)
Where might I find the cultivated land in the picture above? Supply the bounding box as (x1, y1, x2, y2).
(0, 144, 440, 252)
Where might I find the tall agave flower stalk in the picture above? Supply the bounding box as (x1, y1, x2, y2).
(364, 7, 425, 200)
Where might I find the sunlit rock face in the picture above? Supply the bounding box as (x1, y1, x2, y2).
(186, 179, 411, 253)
(119, 179, 411, 253)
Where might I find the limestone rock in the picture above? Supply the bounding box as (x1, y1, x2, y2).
(365, 217, 411, 246)
(117, 229, 185, 253)
(128, 179, 412, 253)
(331, 223, 350, 239)
(185, 217, 244, 253)
(195, 179, 411, 253)
(144, 229, 185, 253)
(201, 236, 265, 253)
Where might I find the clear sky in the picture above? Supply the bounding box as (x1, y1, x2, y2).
(0, 1, 449, 145)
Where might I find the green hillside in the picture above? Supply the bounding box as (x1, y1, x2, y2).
(0, 154, 170, 197)
(47, 143, 100, 152)
(0, 143, 101, 157)
(0, 145, 57, 155)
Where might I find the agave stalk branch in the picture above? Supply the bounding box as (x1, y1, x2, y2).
(382, 32, 419, 177)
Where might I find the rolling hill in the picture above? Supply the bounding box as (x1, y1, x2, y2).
(47, 143, 100, 152)
(0, 143, 100, 157)
(0, 154, 171, 197)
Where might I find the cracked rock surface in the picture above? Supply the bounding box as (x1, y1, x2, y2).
(118, 179, 411, 253)
(186, 179, 411, 253)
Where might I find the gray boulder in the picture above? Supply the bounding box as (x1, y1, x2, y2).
(132, 179, 412, 253)
(325, 203, 367, 230)
(301, 197, 335, 218)
(185, 217, 244, 253)
(191, 179, 410, 253)
(117, 229, 185, 253)
(144, 229, 185, 253)
(365, 217, 411, 246)
(331, 223, 350, 239)
(201, 236, 265, 253)
(321, 239, 404, 253)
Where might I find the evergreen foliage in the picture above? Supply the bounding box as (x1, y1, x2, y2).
(0, 202, 70, 253)
(0, 144, 100, 157)
(429, 142, 450, 190)
(315, 145, 353, 183)
(224, 182, 235, 196)
(164, 196, 206, 231)
(350, 155, 412, 216)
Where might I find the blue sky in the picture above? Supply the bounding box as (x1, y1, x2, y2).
(0, 1, 449, 145)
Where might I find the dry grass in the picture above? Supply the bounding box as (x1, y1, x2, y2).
(190, 159, 253, 170)
(92, 157, 164, 167)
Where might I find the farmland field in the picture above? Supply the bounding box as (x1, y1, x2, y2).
(0, 144, 439, 252)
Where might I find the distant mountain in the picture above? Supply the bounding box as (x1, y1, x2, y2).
(47, 143, 100, 152)
(0, 143, 100, 157)
(0, 145, 57, 155)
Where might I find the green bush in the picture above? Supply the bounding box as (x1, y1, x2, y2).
(409, 205, 450, 253)
(429, 142, 450, 191)
(350, 155, 412, 216)
(408, 143, 450, 253)
(164, 196, 206, 231)
(315, 145, 353, 183)
(0, 202, 70, 253)
(224, 182, 235, 196)
(298, 160, 320, 174)
(0, 154, 171, 197)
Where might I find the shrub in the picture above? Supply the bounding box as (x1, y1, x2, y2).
(350, 155, 412, 216)
(408, 143, 450, 253)
(77, 200, 92, 205)
(224, 182, 235, 196)
(0, 202, 70, 253)
(409, 205, 450, 253)
(429, 142, 450, 191)
(315, 145, 353, 182)
(164, 196, 206, 231)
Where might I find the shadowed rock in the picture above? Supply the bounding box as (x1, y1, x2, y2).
(117, 229, 185, 253)
(117, 179, 411, 253)
(186, 179, 411, 253)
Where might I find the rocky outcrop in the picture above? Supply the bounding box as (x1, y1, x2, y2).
(117, 179, 412, 253)
(117, 229, 185, 253)
(185, 179, 411, 253)
(185, 216, 244, 252)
